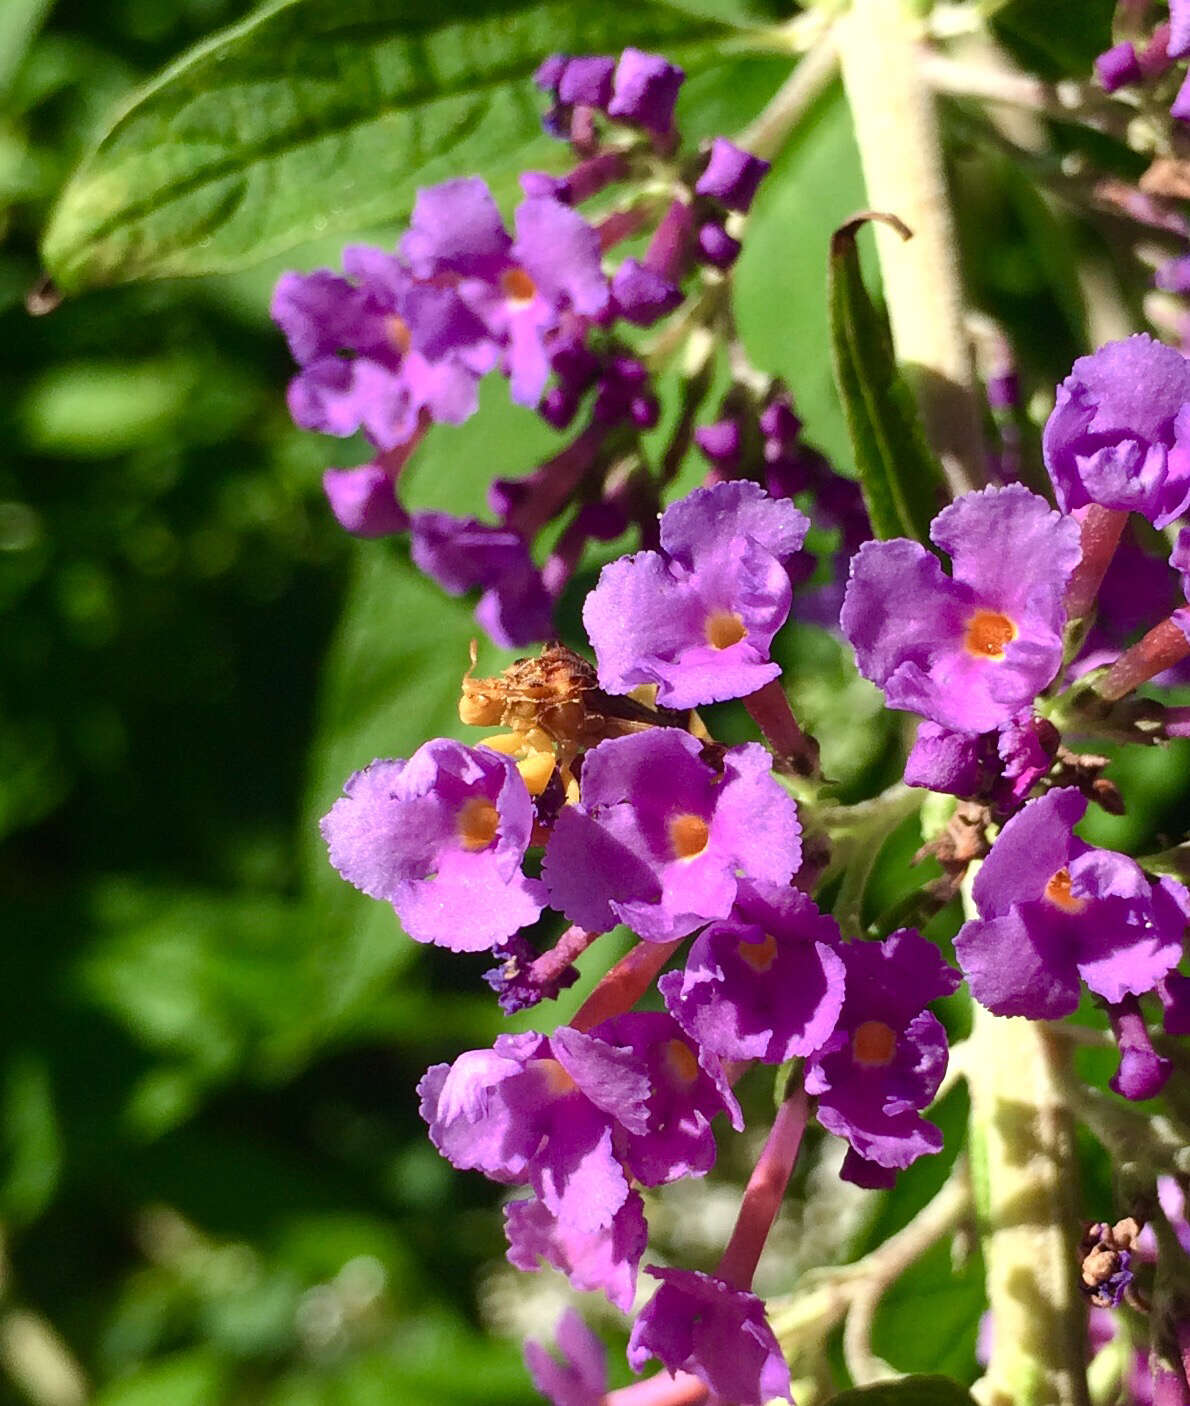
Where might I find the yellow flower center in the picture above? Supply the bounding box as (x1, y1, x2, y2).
(705, 609, 747, 650)
(663, 1038, 699, 1085)
(738, 933, 779, 973)
(501, 267, 537, 303)
(386, 314, 412, 355)
(1044, 867, 1086, 914)
(852, 1019, 898, 1068)
(964, 610, 1017, 659)
(668, 812, 710, 861)
(456, 796, 500, 852)
(530, 1058, 576, 1096)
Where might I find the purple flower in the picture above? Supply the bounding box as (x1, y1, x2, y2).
(696, 221, 741, 269)
(841, 485, 1081, 734)
(271, 250, 490, 450)
(506, 1191, 647, 1311)
(1174, 0, 1190, 60)
(1096, 41, 1142, 92)
(401, 179, 609, 407)
(607, 49, 685, 135)
(524, 1309, 608, 1406)
(321, 464, 409, 538)
(627, 1268, 791, 1406)
(418, 1026, 650, 1232)
(596, 1011, 743, 1186)
(583, 481, 809, 709)
(954, 788, 1189, 1018)
(542, 730, 802, 942)
(659, 882, 846, 1063)
(695, 138, 770, 213)
(1043, 335, 1190, 528)
(321, 740, 546, 950)
(904, 711, 1058, 812)
(805, 929, 960, 1187)
(557, 56, 616, 109)
(610, 259, 683, 326)
(409, 512, 553, 648)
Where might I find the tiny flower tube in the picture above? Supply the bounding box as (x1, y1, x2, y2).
(1107, 995, 1172, 1101)
(1099, 609, 1190, 700)
(321, 739, 546, 950)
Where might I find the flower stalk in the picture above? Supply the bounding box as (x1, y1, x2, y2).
(837, 0, 985, 496)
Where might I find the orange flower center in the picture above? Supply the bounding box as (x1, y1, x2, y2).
(668, 812, 710, 861)
(663, 1038, 699, 1085)
(738, 933, 779, 973)
(501, 267, 537, 303)
(1044, 867, 1086, 914)
(386, 314, 412, 355)
(456, 796, 500, 851)
(705, 609, 747, 650)
(852, 1019, 898, 1068)
(530, 1058, 576, 1096)
(964, 610, 1017, 659)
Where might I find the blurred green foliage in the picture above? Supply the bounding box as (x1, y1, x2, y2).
(4, 2, 1190, 1404)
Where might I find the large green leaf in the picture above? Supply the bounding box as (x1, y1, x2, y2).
(40, 0, 740, 294)
(827, 1378, 979, 1406)
(827, 214, 946, 543)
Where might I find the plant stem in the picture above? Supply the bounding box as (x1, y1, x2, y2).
(966, 1002, 1091, 1406)
(570, 937, 683, 1032)
(837, 0, 985, 496)
(717, 1082, 809, 1291)
(736, 27, 840, 163)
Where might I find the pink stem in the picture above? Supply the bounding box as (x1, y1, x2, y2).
(743, 678, 820, 777)
(715, 1081, 809, 1291)
(527, 925, 601, 991)
(1065, 506, 1127, 622)
(606, 1372, 710, 1406)
(597, 206, 651, 252)
(570, 938, 684, 1033)
(1099, 612, 1190, 700)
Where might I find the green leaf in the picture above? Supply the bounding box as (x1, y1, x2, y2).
(827, 1377, 979, 1406)
(41, 0, 738, 294)
(827, 212, 946, 543)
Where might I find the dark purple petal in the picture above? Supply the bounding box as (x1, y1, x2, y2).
(694, 137, 770, 212)
(607, 49, 685, 135)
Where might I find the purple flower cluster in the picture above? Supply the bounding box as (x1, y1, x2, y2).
(275, 47, 777, 648)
